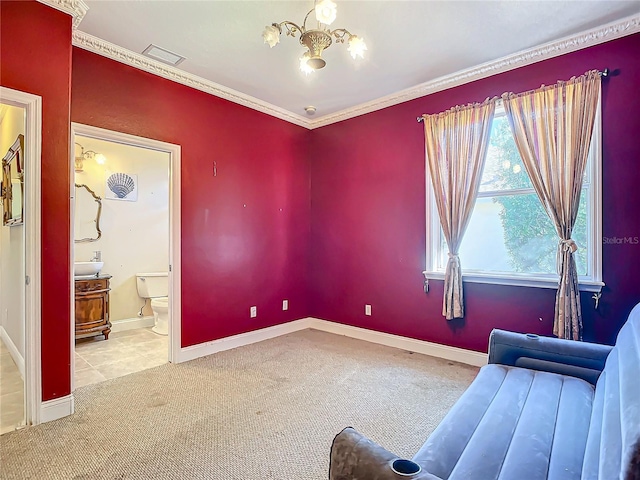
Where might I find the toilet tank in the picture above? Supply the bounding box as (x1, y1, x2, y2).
(136, 272, 169, 298)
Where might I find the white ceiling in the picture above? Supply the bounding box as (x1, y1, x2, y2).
(75, 1, 640, 123)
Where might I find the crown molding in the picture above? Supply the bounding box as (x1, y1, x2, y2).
(43, 0, 639, 130)
(72, 32, 311, 128)
(308, 13, 640, 129)
(36, 0, 87, 29)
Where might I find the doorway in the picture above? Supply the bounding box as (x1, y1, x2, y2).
(0, 102, 26, 433)
(70, 124, 181, 391)
(0, 86, 42, 430)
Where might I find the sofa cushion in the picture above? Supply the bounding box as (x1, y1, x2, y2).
(412, 364, 594, 480)
(582, 306, 640, 480)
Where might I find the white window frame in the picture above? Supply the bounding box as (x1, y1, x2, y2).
(424, 98, 603, 292)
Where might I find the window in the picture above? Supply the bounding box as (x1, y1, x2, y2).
(425, 102, 602, 291)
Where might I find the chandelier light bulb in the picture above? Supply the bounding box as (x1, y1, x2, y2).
(300, 52, 315, 75)
(262, 25, 281, 48)
(347, 36, 367, 59)
(264, 0, 367, 71)
(315, 0, 337, 25)
(95, 154, 106, 165)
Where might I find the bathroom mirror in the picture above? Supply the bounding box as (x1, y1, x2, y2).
(74, 183, 102, 243)
(1, 134, 24, 226)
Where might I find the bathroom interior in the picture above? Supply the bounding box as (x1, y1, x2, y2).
(73, 135, 171, 388)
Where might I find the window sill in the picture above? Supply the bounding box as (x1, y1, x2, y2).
(422, 271, 604, 293)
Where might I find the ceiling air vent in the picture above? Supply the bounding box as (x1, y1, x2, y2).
(141, 44, 186, 66)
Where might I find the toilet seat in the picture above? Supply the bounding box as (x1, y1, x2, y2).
(151, 297, 169, 309)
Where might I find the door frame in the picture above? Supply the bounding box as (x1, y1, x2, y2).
(0, 86, 43, 426)
(70, 123, 181, 391)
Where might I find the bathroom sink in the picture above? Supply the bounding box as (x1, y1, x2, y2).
(74, 261, 104, 277)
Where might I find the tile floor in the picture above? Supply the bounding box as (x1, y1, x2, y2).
(75, 327, 168, 388)
(0, 338, 24, 435)
(0, 327, 166, 435)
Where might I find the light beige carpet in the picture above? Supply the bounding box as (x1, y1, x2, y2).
(0, 329, 478, 479)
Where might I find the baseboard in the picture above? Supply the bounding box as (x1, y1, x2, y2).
(307, 318, 487, 367)
(110, 316, 154, 333)
(0, 326, 25, 379)
(40, 394, 74, 423)
(176, 316, 486, 367)
(176, 318, 312, 363)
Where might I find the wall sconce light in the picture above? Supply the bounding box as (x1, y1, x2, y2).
(75, 142, 106, 173)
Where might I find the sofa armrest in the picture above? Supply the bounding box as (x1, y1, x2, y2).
(329, 428, 442, 480)
(488, 329, 613, 385)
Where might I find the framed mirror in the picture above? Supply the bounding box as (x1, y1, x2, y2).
(1, 134, 25, 227)
(74, 183, 102, 243)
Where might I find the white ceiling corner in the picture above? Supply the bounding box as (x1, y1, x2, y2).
(38, 1, 640, 129)
(308, 12, 640, 129)
(71, 31, 311, 128)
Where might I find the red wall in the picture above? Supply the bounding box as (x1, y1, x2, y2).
(71, 49, 311, 348)
(0, 1, 73, 401)
(3, 0, 639, 403)
(309, 33, 640, 352)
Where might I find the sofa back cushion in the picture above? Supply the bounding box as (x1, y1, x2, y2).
(582, 303, 640, 480)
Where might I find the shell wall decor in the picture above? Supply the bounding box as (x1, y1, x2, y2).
(105, 172, 138, 201)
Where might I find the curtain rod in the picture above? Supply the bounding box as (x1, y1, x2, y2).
(416, 68, 609, 123)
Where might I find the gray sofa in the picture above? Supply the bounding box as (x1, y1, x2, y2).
(329, 303, 640, 480)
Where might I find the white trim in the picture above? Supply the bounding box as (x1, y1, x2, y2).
(176, 319, 312, 363)
(70, 123, 182, 377)
(109, 316, 154, 333)
(168, 140, 181, 365)
(422, 271, 604, 293)
(0, 326, 25, 380)
(63, 13, 639, 130)
(0, 87, 43, 427)
(69, 128, 77, 393)
(309, 319, 487, 367)
(589, 97, 603, 286)
(40, 394, 74, 424)
(177, 317, 486, 367)
(71, 32, 311, 129)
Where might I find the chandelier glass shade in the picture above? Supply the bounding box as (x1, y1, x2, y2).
(262, 0, 367, 73)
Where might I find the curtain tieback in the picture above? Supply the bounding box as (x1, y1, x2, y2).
(447, 252, 459, 259)
(556, 239, 578, 275)
(560, 239, 578, 253)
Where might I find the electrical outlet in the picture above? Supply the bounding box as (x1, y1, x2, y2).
(282, 300, 289, 311)
(365, 304, 372, 316)
(250, 306, 257, 318)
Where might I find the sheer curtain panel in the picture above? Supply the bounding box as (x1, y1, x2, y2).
(422, 98, 496, 320)
(502, 70, 601, 340)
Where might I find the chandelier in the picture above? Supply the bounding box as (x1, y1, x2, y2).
(262, 0, 367, 74)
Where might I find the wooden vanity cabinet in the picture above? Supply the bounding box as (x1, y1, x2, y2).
(75, 275, 112, 340)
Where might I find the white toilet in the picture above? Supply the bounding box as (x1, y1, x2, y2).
(136, 272, 169, 336)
